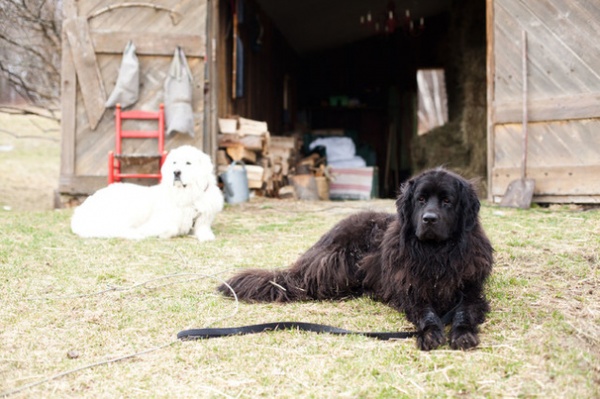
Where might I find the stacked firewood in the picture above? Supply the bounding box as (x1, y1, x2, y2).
(290, 153, 330, 200)
(217, 116, 297, 197)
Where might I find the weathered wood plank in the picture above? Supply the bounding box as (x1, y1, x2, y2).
(59, 175, 108, 195)
(60, 0, 209, 196)
(493, 119, 600, 168)
(492, 1, 522, 102)
(84, 0, 205, 34)
(64, 17, 107, 130)
(493, 194, 600, 204)
(524, 195, 600, 204)
(494, 92, 600, 123)
(490, 0, 600, 203)
(59, 1, 78, 181)
(486, 0, 496, 200)
(491, 165, 600, 196)
(205, 0, 219, 160)
(522, 1, 600, 80)
(494, 0, 600, 102)
(92, 32, 206, 57)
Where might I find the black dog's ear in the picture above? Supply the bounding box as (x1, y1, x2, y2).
(459, 178, 481, 231)
(396, 178, 416, 225)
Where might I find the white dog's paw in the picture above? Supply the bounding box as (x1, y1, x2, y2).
(194, 225, 216, 242)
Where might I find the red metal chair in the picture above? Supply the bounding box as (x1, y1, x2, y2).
(108, 103, 167, 184)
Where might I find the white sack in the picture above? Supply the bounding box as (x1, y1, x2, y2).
(164, 47, 194, 136)
(105, 41, 139, 108)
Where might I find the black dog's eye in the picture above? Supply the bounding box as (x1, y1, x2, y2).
(442, 197, 451, 204)
(417, 196, 426, 203)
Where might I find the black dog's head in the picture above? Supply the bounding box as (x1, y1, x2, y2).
(396, 168, 480, 242)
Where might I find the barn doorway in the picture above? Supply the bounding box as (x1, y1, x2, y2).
(220, 0, 487, 198)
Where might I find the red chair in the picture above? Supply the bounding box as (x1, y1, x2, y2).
(108, 103, 167, 184)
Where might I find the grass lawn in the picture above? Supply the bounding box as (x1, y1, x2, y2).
(0, 112, 598, 398)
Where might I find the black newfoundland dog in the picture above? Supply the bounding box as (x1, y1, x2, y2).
(219, 168, 493, 350)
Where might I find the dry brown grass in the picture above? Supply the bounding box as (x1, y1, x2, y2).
(0, 112, 598, 398)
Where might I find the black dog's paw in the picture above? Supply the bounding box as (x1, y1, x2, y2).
(417, 326, 446, 351)
(449, 327, 480, 350)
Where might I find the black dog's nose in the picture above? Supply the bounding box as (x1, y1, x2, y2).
(174, 170, 181, 178)
(422, 212, 438, 224)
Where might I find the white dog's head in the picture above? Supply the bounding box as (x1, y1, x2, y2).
(161, 145, 216, 191)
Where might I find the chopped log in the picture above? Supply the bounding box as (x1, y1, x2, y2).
(226, 145, 257, 163)
(216, 115, 298, 198)
(245, 164, 265, 189)
(238, 117, 268, 135)
(217, 149, 229, 166)
(270, 136, 296, 150)
(217, 133, 264, 151)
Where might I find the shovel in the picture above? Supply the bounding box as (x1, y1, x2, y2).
(500, 30, 535, 209)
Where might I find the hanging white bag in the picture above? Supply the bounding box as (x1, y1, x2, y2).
(164, 47, 195, 136)
(105, 41, 139, 108)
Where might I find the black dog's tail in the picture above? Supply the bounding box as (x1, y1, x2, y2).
(218, 213, 387, 303)
(218, 246, 365, 303)
(218, 268, 307, 302)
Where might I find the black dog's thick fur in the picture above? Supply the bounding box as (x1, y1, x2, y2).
(218, 168, 494, 350)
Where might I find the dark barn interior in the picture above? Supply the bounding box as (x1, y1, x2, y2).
(218, 0, 487, 198)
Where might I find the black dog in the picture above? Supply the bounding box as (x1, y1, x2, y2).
(219, 168, 494, 350)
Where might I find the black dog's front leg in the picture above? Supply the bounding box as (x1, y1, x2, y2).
(409, 305, 446, 351)
(449, 284, 489, 350)
(449, 308, 479, 350)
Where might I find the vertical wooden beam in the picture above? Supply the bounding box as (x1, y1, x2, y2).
(486, 0, 496, 201)
(63, 17, 107, 130)
(205, 0, 219, 161)
(59, 0, 77, 187)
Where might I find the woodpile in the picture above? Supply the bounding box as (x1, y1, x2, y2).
(217, 116, 297, 197)
(291, 152, 330, 200)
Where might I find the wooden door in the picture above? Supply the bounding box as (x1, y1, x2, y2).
(60, 0, 209, 195)
(487, 0, 600, 203)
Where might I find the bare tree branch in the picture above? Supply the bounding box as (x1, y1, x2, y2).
(0, 0, 62, 111)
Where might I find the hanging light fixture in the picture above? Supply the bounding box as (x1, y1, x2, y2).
(360, 1, 425, 36)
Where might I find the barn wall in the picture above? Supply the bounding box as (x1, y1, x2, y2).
(488, 0, 600, 203)
(217, 0, 299, 135)
(60, 0, 208, 195)
(411, 0, 488, 191)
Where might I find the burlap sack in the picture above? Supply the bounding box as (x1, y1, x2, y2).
(105, 41, 139, 108)
(164, 47, 194, 136)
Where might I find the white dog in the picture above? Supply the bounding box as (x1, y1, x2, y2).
(71, 145, 224, 241)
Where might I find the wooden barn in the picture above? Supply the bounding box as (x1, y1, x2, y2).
(58, 0, 600, 204)
(60, 0, 211, 196)
(487, 0, 600, 204)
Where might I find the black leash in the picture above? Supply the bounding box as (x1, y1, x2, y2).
(178, 322, 416, 341)
(177, 295, 463, 341)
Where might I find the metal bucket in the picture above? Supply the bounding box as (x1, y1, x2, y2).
(220, 161, 249, 204)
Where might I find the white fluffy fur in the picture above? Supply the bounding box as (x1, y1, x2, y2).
(71, 145, 224, 241)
